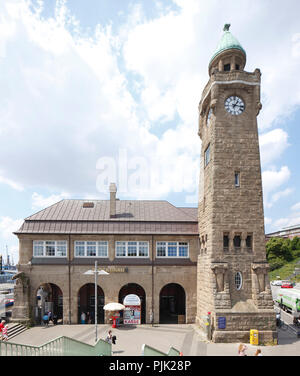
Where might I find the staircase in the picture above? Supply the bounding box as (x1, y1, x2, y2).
(7, 323, 28, 340)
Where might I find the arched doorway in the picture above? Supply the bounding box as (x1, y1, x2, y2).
(119, 283, 146, 324)
(35, 283, 63, 324)
(159, 283, 186, 324)
(78, 283, 105, 324)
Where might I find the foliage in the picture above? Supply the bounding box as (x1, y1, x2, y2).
(266, 237, 299, 271)
(266, 236, 300, 280)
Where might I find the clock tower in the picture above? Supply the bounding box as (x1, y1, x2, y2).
(196, 25, 276, 343)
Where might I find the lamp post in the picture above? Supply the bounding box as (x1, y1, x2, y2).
(84, 261, 109, 342)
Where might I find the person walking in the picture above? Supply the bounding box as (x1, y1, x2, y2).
(0, 320, 5, 340)
(105, 330, 113, 344)
(238, 343, 248, 356)
(80, 311, 86, 324)
(48, 311, 52, 325)
(43, 312, 49, 327)
(2, 324, 8, 341)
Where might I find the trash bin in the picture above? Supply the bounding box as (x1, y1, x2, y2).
(250, 329, 259, 345)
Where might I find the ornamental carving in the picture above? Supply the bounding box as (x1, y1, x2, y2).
(211, 263, 228, 292)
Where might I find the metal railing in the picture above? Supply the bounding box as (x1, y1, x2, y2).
(142, 344, 181, 356)
(0, 335, 111, 356)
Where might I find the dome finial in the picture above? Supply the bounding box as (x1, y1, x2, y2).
(223, 24, 231, 32)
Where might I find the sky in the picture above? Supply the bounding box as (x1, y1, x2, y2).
(0, 0, 300, 264)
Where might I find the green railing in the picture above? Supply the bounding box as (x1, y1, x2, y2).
(142, 344, 181, 356)
(0, 336, 111, 356)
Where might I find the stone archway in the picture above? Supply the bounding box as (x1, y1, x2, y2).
(78, 283, 105, 324)
(35, 283, 63, 324)
(159, 283, 186, 324)
(119, 283, 146, 324)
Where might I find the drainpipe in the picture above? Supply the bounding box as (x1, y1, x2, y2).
(151, 235, 154, 326)
(68, 234, 71, 324)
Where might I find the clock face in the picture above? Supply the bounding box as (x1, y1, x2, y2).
(207, 108, 212, 125)
(224, 96, 245, 115)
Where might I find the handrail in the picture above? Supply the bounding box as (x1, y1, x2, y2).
(0, 335, 111, 356)
(141, 343, 181, 356)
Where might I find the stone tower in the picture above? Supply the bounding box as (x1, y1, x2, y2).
(196, 24, 276, 343)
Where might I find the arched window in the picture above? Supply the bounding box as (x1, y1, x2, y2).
(234, 272, 243, 290)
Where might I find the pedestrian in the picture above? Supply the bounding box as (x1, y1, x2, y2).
(254, 349, 262, 356)
(238, 343, 247, 356)
(53, 313, 58, 325)
(86, 312, 91, 324)
(80, 311, 86, 324)
(43, 313, 49, 327)
(48, 311, 52, 325)
(2, 324, 8, 341)
(0, 320, 5, 340)
(105, 330, 113, 344)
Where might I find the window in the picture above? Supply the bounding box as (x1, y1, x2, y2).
(74, 241, 108, 257)
(98, 241, 108, 257)
(116, 241, 126, 257)
(156, 241, 189, 258)
(246, 235, 252, 251)
(139, 242, 149, 257)
(223, 234, 229, 251)
(234, 272, 243, 290)
(115, 241, 149, 257)
(235, 64, 240, 70)
(33, 241, 44, 256)
(178, 242, 188, 257)
(235, 172, 240, 187)
(33, 240, 67, 257)
(128, 242, 137, 257)
(204, 144, 210, 167)
(157, 242, 166, 257)
(75, 241, 85, 257)
(234, 235, 241, 249)
(87, 241, 97, 257)
(224, 63, 231, 71)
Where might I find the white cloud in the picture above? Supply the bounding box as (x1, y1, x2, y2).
(265, 188, 294, 209)
(0, 173, 24, 191)
(291, 202, 300, 211)
(32, 192, 70, 210)
(259, 129, 289, 167)
(0, 0, 299, 206)
(262, 166, 291, 195)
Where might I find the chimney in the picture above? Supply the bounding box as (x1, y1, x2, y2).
(109, 183, 117, 217)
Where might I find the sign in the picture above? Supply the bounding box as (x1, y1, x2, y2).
(100, 266, 128, 273)
(218, 317, 226, 329)
(123, 294, 141, 325)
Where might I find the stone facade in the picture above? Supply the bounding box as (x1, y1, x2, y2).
(12, 233, 198, 325)
(196, 28, 276, 343)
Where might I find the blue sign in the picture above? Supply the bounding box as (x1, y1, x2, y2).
(218, 317, 226, 329)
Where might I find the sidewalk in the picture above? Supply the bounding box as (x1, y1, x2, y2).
(6, 323, 300, 356)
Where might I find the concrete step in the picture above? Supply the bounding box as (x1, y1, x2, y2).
(7, 323, 28, 340)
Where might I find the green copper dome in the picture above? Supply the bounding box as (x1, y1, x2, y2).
(210, 24, 246, 64)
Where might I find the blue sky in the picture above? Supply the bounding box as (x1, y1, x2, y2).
(0, 0, 300, 263)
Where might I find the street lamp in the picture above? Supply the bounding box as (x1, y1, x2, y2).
(84, 261, 109, 342)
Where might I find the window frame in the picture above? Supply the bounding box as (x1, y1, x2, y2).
(204, 144, 210, 167)
(115, 241, 149, 258)
(234, 272, 243, 290)
(74, 241, 109, 258)
(33, 240, 68, 258)
(156, 241, 189, 258)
